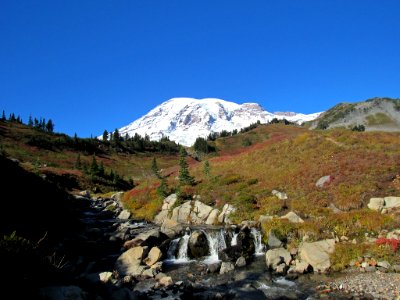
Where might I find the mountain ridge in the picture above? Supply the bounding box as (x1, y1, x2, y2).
(118, 98, 322, 146)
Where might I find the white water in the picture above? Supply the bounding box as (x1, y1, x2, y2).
(166, 227, 265, 264)
(231, 232, 239, 246)
(274, 277, 296, 287)
(202, 229, 227, 264)
(251, 227, 265, 255)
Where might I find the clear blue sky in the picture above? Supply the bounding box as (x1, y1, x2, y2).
(1, 0, 400, 137)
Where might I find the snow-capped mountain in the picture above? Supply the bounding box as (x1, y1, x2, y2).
(118, 98, 322, 146)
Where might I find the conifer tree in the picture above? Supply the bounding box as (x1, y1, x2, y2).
(102, 130, 109, 141)
(178, 147, 195, 185)
(151, 157, 161, 178)
(98, 161, 105, 177)
(1, 110, 5, 121)
(90, 155, 99, 175)
(113, 129, 120, 141)
(46, 119, 54, 133)
(28, 115, 33, 127)
(157, 176, 168, 197)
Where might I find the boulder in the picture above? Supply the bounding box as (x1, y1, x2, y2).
(235, 256, 246, 267)
(162, 194, 178, 210)
(316, 175, 334, 188)
(118, 209, 131, 220)
(124, 228, 166, 249)
(377, 261, 391, 269)
(280, 211, 304, 223)
(39, 286, 85, 300)
(299, 239, 335, 273)
(217, 204, 236, 224)
(207, 262, 222, 273)
(205, 209, 219, 225)
(367, 198, 384, 211)
(188, 230, 209, 258)
(272, 190, 288, 200)
(115, 247, 145, 276)
(160, 218, 183, 238)
(288, 260, 310, 274)
(220, 262, 235, 274)
(268, 232, 283, 249)
(265, 248, 291, 270)
(144, 247, 162, 266)
(154, 210, 169, 225)
(159, 276, 173, 287)
(384, 196, 400, 209)
(79, 190, 91, 198)
(171, 201, 192, 223)
(99, 271, 113, 283)
(142, 268, 158, 278)
(190, 200, 213, 224)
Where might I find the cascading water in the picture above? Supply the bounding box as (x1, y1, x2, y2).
(251, 227, 265, 255)
(166, 232, 191, 263)
(231, 232, 239, 246)
(202, 229, 227, 263)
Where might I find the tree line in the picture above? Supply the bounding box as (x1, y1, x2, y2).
(1, 110, 54, 133)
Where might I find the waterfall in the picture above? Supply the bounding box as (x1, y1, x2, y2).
(202, 229, 227, 264)
(251, 227, 265, 255)
(166, 232, 191, 263)
(231, 232, 239, 246)
(177, 232, 190, 261)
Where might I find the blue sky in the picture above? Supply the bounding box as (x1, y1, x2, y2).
(1, 0, 400, 137)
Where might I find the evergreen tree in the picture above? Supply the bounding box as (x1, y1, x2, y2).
(178, 147, 195, 185)
(102, 130, 109, 141)
(16, 115, 22, 124)
(157, 176, 168, 197)
(75, 153, 82, 169)
(10, 113, 16, 122)
(28, 115, 33, 127)
(151, 157, 161, 178)
(1, 110, 5, 121)
(34, 118, 39, 128)
(113, 129, 120, 141)
(46, 119, 54, 133)
(203, 160, 211, 178)
(90, 155, 99, 175)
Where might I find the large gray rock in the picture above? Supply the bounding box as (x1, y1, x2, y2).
(220, 262, 235, 274)
(154, 210, 169, 225)
(160, 218, 183, 238)
(118, 209, 131, 220)
(265, 248, 291, 270)
(162, 194, 178, 210)
(39, 286, 84, 300)
(235, 256, 246, 267)
(171, 201, 192, 223)
(280, 211, 304, 223)
(144, 247, 162, 266)
(190, 200, 213, 224)
(367, 197, 384, 211)
(115, 247, 145, 276)
(217, 204, 236, 224)
(384, 196, 400, 209)
(268, 232, 283, 249)
(205, 208, 219, 225)
(124, 228, 165, 249)
(299, 239, 335, 273)
(188, 230, 209, 258)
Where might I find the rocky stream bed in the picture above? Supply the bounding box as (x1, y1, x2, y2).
(37, 193, 400, 300)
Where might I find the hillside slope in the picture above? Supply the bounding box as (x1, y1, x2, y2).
(308, 97, 400, 131)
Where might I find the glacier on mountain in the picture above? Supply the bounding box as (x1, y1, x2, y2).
(117, 98, 322, 146)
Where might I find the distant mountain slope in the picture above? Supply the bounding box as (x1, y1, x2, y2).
(118, 98, 321, 146)
(309, 97, 400, 131)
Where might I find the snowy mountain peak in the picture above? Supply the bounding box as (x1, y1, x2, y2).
(118, 98, 322, 146)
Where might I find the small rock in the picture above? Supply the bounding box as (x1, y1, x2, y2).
(159, 276, 173, 287)
(220, 262, 235, 274)
(235, 256, 246, 267)
(117, 210, 131, 220)
(99, 272, 113, 283)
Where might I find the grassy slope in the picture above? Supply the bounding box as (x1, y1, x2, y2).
(0, 121, 180, 192)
